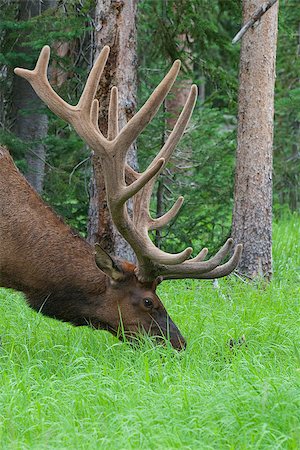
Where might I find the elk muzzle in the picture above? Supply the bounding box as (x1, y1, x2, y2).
(117, 317, 186, 350)
(159, 317, 186, 350)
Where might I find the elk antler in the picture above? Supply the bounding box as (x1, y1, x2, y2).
(15, 46, 242, 282)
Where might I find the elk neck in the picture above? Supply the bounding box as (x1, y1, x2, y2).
(0, 149, 108, 325)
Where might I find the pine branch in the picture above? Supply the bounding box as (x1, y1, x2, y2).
(232, 0, 278, 45)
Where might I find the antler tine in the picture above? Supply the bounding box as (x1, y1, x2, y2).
(15, 45, 109, 156)
(186, 238, 234, 267)
(199, 244, 243, 279)
(108, 86, 119, 140)
(14, 46, 75, 122)
(161, 244, 243, 280)
(165, 239, 234, 276)
(78, 46, 110, 115)
(120, 158, 165, 203)
(149, 196, 184, 231)
(189, 247, 208, 263)
(116, 60, 181, 156)
(17, 43, 49, 78)
(91, 99, 101, 133)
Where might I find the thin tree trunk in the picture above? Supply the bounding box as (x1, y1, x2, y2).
(159, 32, 194, 247)
(155, 103, 167, 248)
(232, 0, 278, 280)
(12, 0, 55, 193)
(50, 41, 72, 88)
(87, 0, 138, 262)
(154, 62, 196, 250)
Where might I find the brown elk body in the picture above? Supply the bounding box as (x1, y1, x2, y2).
(0, 46, 242, 349)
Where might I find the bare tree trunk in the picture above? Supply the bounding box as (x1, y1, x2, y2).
(12, 0, 56, 193)
(87, 0, 138, 262)
(157, 32, 194, 248)
(50, 41, 72, 88)
(155, 103, 167, 248)
(232, 0, 278, 280)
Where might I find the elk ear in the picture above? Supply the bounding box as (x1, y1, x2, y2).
(152, 276, 163, 290)
(94, 244, 126, 281)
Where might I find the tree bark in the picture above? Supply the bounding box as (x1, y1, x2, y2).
(232, 0, 278, 279)
(12, 0, 56, 193)
(87, 0, 138, 262)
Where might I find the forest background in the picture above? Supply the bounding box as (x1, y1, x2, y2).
(0, 2, 300, 447)
(0, 0, 299, 255)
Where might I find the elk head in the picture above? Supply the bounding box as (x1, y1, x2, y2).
(11, 46, 242, 349)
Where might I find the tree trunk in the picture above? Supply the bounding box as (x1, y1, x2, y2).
(87, 0, 138, 262)
(232, 0, 278, 280)
(157, 32, 194, 248)
(155, 104, 167, 248)
(12, 0, 56, 193)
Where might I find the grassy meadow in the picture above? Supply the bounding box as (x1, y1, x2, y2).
(0, 214, 299, 449)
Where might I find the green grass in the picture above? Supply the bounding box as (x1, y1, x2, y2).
(0, 214, 299, 449)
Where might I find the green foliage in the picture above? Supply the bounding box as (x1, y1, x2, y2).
(274, 0, 300, 213)
(0, 216, 299, 448)
(43, 124, 90, 234)
(138, 0, 241, 107)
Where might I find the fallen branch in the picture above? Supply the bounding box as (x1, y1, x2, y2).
(232, 0, 278, 44)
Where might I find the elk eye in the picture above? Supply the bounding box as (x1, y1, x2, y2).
(143, 298, 153, 309)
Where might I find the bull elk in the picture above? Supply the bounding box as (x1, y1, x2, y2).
(0, 46, 242, 350)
